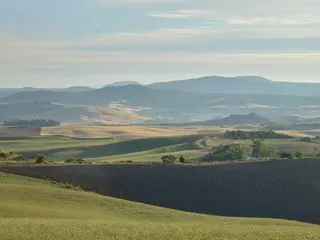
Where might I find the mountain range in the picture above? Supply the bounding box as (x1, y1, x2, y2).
(1, 76, 320, 124)
(148, 76, 320, 96)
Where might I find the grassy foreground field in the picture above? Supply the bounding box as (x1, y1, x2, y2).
(1, 172, 319, 240)
(0, 172, 320, 240)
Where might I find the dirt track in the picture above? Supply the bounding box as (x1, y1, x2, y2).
(1, 159, 320, 224)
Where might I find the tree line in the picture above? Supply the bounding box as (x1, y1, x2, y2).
(3, 119, 60, 127)
(223, 130, 292, 140)
(0, 151, 46, 164)
(201, 140, 320, 163)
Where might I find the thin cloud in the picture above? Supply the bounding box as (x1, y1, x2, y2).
(147, 10, 208, 19)
(99, 0, 183, 5)
(225, 15, 320, 26)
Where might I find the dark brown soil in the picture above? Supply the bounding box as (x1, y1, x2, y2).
(1, 159, 320, 224)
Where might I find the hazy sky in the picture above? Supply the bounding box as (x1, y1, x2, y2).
(1, 0, 320, 87)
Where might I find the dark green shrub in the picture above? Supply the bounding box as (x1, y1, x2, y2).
(65, 158, 85, 164)
(161, 155, 176, 164)
(35, 155, 46, 164)
(202, 144, 245, 162)
(294, 152, 303, 159)
(179, 156, 186, 163)
(0, 152, 7, 160)
(278, 152, 293, 159)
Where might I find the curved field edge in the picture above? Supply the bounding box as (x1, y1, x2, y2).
(2, 160, 319, 224)
(1, 172, 319, 240)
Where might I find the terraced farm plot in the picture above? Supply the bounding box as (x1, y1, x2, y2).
(1, 171, 319, 240)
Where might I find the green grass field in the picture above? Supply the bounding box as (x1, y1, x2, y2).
(1, 171, 319, 240)
(0, 135, 207, 162)
(0, 136, 115, 153)
(2, 133, 320, 164)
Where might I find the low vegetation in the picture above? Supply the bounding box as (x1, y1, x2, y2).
(202, 144, 246, 162)
(65, 158, 85, 164)
(0, 151, 47, 164)
(201, 138, 315, 162)
(223, 130, 292, 140)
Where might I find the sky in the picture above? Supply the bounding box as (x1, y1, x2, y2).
(1, 0, 320, 88)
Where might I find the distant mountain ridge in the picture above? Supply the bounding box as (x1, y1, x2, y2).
(104, 81, 141, 87)
(2, 76, 320, 124)
(2, 75, 320, 97)
(148, 76, 320, 96)
(0, 86, 94, 98)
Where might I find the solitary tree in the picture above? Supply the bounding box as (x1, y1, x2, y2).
(179, 156, 186, 163)
(294, 152, 303, 159)
(278, 152, 293, 159)
(0, 152, 7, 160)
(35, 155, 46, 164)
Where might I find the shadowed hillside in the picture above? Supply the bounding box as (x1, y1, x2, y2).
(17, 135, 204, 159)
(1, 159, 319, 224)
(178, 113, 284, 126)
(0, 102, 150, 125)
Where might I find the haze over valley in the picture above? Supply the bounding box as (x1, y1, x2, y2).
(1, 1, 320, 239)
(1, 76, 320, 125)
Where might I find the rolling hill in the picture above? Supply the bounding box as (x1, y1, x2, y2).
(0, 85, 204, 107)
(0, 102, 150, 125)
(1, 159, 320, 225)
(1, 171, 318, 240)
(184, 113, 284, 126)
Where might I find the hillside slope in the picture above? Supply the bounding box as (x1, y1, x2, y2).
(0, 171, 319, 240)
(0, 102, 150, 124)
(183, 113, 283, 126)
(2, 159, 320, 224)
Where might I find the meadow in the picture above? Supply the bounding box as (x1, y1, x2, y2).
(1, 171, 319, 240)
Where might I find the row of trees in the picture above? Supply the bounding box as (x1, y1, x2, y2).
(0, 150, 89, 165)
(161, 155, 186, 164)
(0, 151, 46, 164)
(3, 119, 60, 127)
(223, 130, 292, 140)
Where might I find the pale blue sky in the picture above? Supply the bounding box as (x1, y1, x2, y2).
(1, 0, 320, 87)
